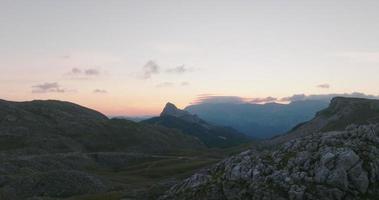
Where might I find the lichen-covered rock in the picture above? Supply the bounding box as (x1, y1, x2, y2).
(160, 124, 379, 200)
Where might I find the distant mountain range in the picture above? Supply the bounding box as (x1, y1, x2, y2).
(2, 97, 379, 199)
(185, 100, 330, 138)
(143, 103, 251, 148)
(161, 97, 379, 200)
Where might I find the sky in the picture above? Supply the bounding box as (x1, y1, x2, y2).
(0, 0, 379, 115)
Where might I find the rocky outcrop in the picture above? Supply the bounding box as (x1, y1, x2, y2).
(160, 124, 379, 200)
(161, 102, 204, 124)
(269, 97, 379, 146)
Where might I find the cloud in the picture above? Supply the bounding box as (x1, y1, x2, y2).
(194, 95, 277, 104)
(249, 96, 277, 104)
(166, 65, 192, 74)
(280, 92, 379, 102)
(193, 95, 249, 104)
(32, 82, 65, 93)
(192, 92, 379, 105)
(84, 69, 100, 76)
(71, 68, 82, 74)
(317, 83, 330, 89)
(65, 67, 101, 79)
(93, 89, 107, 94)
(141, 60, 160, 79)
(280, 94, 307, 102)
(156, 82, 174, 88)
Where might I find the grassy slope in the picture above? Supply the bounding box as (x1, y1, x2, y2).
(66, 142, 256, 200)
(0, 99, 254, 200)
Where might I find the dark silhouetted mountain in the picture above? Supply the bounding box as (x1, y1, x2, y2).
(160, 97, 379, 200)
(143, 102, 251, 148)
(0, 99, 210, 199)
(185, 100, 329, 138)
(160, 102, 206, 124)
(0, 99, 205, 154)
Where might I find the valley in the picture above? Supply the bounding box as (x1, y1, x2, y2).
(0, 97, 379, 200)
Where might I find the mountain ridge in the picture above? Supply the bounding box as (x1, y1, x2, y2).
(0, 99, 205, 154)
(185, 99, 329, 138)
(160, 97, 379, 200)
(143, 102, 251, 148)
(269, 97, 379, 145)
(0, 98, 211, 199)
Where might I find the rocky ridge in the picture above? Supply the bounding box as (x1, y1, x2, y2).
(161, 102, 204, 124)
(270, 97, 379, 145)
(160, 124, 379, 200)
(160, 97, 379, 200)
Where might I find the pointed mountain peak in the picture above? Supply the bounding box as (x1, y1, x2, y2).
(160, 102, 203, 124)
(161, 102, 182, 117)
(162, 102, 178, 113)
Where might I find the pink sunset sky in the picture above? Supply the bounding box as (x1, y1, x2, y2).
(1, 0, 379, 116)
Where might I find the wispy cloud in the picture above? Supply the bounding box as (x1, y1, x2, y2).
(139, 61, 196, 80)
(193, 95, 249, 104)
(32, 82, 65, 93)
(65, 67, 101, 80)
(194, 95, 278, 104)
(71, 68, 81, 74)
(192, 92, 379, 105)
(141, 60, 160, 79)
(166, 65, 192, 74)
(280, 92, 379, 102)
(316, 83, 330, 89)
(249, 97, 277, 103)
(93, 89, 107, 94)
(85, 69, 100, 76)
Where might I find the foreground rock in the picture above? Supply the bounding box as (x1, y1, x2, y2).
(160, 124, 379, 200)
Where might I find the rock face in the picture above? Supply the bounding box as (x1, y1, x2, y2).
(160, 124, 379, 200)
(160, 98, 379, 200)
(270, 97, 379, 145)
(161, 102, 203, 124)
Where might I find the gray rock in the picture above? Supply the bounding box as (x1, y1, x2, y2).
(160, 124, 379, 200)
